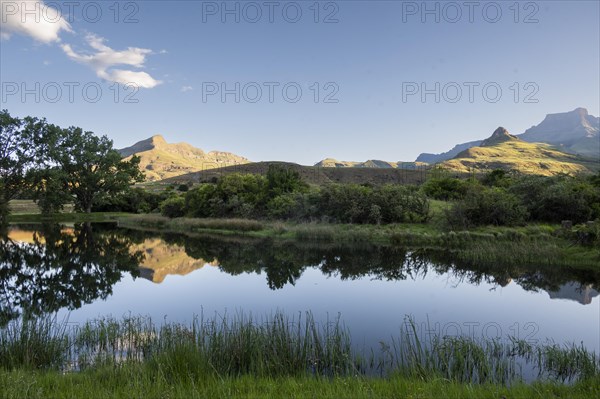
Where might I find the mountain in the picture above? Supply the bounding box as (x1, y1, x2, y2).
(415, 108, 599, 163)
(415, 140, 482, 164)
(118, 135, 250, 181)
(440, 127, 597, 176)
(479, 127, 519, 146)
(314, 158, 426, 170)
(519, 108, 600, 157)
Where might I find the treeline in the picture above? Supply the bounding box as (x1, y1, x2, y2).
(423, 170, 600, 227)
(161, 165, 430, 224)
(0, 110, 143, 224)
(3, 110, 599, 233)
(158, 168, 600, 234)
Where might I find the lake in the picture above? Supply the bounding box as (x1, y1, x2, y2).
(1, 223, 599, 357)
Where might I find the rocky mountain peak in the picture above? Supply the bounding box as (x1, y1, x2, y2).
(480, 127, 519, 147)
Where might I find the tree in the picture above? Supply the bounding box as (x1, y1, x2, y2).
(46, 126, 145, 213)
(266, 164, 306, 197)
(0, 110, 39, 224)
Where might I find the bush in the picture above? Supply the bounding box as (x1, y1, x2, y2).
(185, 174, 267, 218)
(266, 164, 307, 196)
(421, 177, 472, 200)
(481, 169, 512, 188)
(161, 196, 186, 218)
(510, 176, 600, 223)
(185, 184, 219, 218)
(445, 187, 528, 228)
(92, 188, 167, 214)
(315, 184, 429, 224)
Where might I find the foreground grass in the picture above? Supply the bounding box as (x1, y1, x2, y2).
(1, 369, 599, 399)
(2, 314, 598, 385)
(1, 311, 598, 398)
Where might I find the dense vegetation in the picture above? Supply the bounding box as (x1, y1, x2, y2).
(159, 165, 430, 224)
(401, 170, 599, 230)
(0, 110, 143, 225)
(155, 167, 600, 240)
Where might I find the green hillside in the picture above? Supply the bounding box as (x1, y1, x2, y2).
(441, 127, 599, 175)
(119, 135, 250, 181)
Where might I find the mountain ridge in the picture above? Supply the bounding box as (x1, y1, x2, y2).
(415, 108, 599, 163)
(118, 135, 250, 181)
(440, 127, 597, 176)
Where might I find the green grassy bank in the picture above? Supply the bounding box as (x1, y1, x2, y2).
(115, 215, 600, 268)
(1, 313, 598, 399)
(2, 369, 599, 399)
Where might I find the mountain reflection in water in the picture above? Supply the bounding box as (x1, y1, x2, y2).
(1, 223, 599, 326)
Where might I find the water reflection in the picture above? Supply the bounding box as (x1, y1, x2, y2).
(0, 223, 143, 325)
(155, 233, 600, 302)
(1, 224, 599, 325)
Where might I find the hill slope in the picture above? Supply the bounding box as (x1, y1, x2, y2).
(440, 127, 597, 175)
(314, 158, 426, 170)
(118, 135, 250, 181)
(161, 161, 433, 186)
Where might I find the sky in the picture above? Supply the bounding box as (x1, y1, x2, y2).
(1, 0, 599, 165)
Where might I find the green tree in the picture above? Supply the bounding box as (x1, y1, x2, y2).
(46, 127, 145, 213)
(29, 168, 73, 215)
(445, 186, 528, 228)
(266, 164, 306, 197)
(421, 177, 472, 200)
(0, 111, 42, 224)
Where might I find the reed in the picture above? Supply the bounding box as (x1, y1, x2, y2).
(1, 312, 597, 386)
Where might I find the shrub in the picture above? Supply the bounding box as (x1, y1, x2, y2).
(481, 169, 512, 188)
(93, 188, 167, 214)
(510, 176, 600, 223)
(266, 164, 307, 196)
(421, 177, 472, 200)
(315, 184, 429, 224)
(161, 196, 186, 218)
(445, 187, 528, 228)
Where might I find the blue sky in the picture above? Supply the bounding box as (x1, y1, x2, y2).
(1, 0, 599, 164)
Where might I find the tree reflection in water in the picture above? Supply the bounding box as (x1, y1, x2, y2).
(159, 233, 600, 297)
(0, 223, 143, 325)
(2, 226, 599, 326)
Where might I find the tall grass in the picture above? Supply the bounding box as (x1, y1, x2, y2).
(0, 315, 70, 370)
(1, 312, 597, 385)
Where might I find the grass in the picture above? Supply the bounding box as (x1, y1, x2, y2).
(1, 313, 597, 384)
(7, 200, 133, 223)
(1, 369, 599, 399)
(0, 313, 598, 398)
(441, 140, 600, 176)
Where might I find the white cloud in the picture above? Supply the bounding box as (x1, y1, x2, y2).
(181, 86, 193, 92)
(0, 0, 71, 43)
(1, 1, 162, 89)
(61, 34, 162, 89)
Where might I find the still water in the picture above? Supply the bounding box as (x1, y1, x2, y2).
(1, 223, 599, 354)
